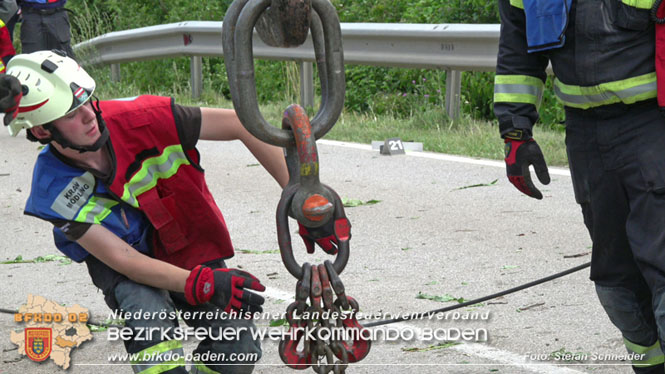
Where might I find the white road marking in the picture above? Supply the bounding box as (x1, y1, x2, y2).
(262, 287, 586, 373)
(317, 139, 571, 177)
(264, 286, 296, 302)
(266, 139, 581, 372)
(452, 342, 586, 374)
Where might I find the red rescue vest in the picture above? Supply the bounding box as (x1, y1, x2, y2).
(0, 21, 15, 73)
(103, 96, 234, 269)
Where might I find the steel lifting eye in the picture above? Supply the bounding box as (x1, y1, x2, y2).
(222, 0, 345, 147)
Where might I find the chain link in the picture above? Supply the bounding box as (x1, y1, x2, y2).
(221, 0, 369, 370)
(281, 261, 369, 373)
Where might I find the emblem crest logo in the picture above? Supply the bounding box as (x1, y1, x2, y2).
(25, 328, 52, 362)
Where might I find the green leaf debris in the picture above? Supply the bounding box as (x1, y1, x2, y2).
(342, 198, 381, 207)
(2, 254, 72, 265)
(402, 342, 461, 352)
(416, 292, 466, 304)
(236, 249, 280, 254)
(453, 179, 498, 191)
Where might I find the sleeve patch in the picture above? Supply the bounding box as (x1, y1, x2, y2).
(50, 172, 95, 221)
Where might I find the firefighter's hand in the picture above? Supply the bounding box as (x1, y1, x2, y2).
(185, 265, 265, 314)
(504, 138, 550, 199)
(0, 75, 22, 127)
(298, 220, 339, 255)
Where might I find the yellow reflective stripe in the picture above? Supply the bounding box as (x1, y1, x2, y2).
(136, 359, 185, 374)
(624, 338, 665, 367)
(131, 340, 185, 374)
(494, 93, 541, 105)
(495, 75, 544, 87)
(0, 19, 5, 28)
(494, 75, 544, 106)
(120, 144, 190, 208)
(132, 340, 182, 363)
(621, 0, 655, 9)
(510, 0, 524, 9)
(554, 72, 657, 109)
(74, 196, 118, 224)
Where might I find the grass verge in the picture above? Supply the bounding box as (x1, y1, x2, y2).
(91, 75, 568, 167)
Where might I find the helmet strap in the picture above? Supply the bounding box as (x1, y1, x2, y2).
(45, 97, 109, 153)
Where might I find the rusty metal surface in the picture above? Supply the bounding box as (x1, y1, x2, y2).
(279, 262, 371, 372)
(223, 1, 365, 371)
(222, 0, 345, 147)
(255, 0, 311, 47)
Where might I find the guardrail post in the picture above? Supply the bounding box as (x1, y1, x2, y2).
(445, 69, 462, 120)
(110, 64, 121, 82)
(299, 61, 314, 108)
(191, 56, 203, 99)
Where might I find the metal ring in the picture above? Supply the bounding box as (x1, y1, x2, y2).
(223, 0, 345, 147)
(277, 184, 350, 279)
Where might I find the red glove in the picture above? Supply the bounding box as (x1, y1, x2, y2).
(504, 137, 550, 199)
(654, 0, 665, 111)
(0, 75, 22, 126)
(184, 265, 266, 314)
(298, 219, 339, 255)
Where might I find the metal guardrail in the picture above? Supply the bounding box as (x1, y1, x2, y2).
(75, 21, 501, 119)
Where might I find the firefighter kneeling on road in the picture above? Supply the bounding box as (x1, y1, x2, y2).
(494, 0, 665, 372)
(0, 50, 338, 373)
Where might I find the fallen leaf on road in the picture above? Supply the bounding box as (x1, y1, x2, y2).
(452, 179, 498, 191)
(402, 342, 461, 352)
(518, 302, 545, 312)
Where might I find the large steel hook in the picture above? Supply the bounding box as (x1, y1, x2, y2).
(334, 297, 371, 363)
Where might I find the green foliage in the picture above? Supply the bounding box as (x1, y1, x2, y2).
(333, 0, 407, 22)
(333, 0, 498, 23)
(461, 72, 495, 120)
(69, 0, 232, 32)
(67, 0, 560, 130)
(401, 0, 499, 23)
(330, 0, 503, 123)
(539, 77, 566, 131)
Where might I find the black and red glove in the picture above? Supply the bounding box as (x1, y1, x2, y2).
(654, 0, 665, 113)
(504, 136, 550, 200)
(298, 219, 339, 255)
(0, 75, 22, 127)
(184, 265, 266, 314)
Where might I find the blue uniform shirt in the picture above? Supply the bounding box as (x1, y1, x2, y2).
(25, 145, 152, 262)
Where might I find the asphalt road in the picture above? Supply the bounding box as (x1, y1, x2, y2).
(0, 129, 633, 374)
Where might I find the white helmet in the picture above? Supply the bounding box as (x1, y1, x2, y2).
(5, 50, 96, 137)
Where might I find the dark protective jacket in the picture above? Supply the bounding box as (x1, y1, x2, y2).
(0, 0, 18, 24)
(25, 96, 234, 269)
(18, 0, 66, 10)
(494, 0, 657, 137)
